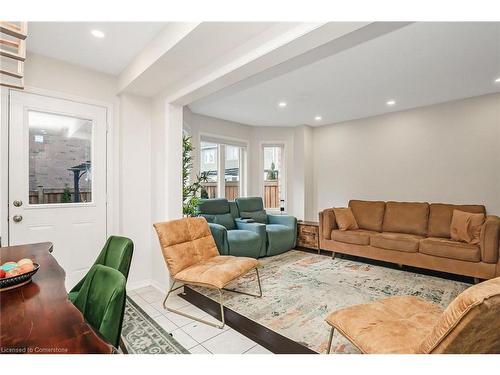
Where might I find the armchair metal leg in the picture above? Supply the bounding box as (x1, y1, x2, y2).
(162, 268, 262, 330)
(331, 251, 336, 260)
(222, 268, 263, 298)
(163, 280, 226, 329)
(326, 327, 335, 354)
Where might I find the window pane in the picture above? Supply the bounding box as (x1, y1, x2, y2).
(29, 111, 92, 204)
(225, 145, 240, 200)
(263, 146, 282, 209)
(200, 141, 218, 198)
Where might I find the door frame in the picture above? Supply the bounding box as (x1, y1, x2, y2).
(0, 86, 119, 246)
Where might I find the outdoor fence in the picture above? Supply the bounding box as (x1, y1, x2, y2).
(201, 180, 279, 208)
(29, 188, 92, 204)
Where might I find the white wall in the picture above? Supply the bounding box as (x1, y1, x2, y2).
(150, 97, 169, 289)
(24, 53, 118, 101)
(313, 93, 500, 216)
(119, 94, 153, 287)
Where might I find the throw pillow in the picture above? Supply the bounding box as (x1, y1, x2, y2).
(333, 207, 359, 231)
(450, 209, 485, 244)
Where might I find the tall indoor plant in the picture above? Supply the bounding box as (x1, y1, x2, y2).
(183, 135, 208, 216)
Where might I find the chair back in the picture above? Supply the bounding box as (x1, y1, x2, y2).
(197, 198, 236, 230)
(96, 236, 134, 279)
(73, 264, 127, 348)
(69, 236, 133, 299)
(235, 197, 268, 224)
(154, 217, 219, 277)
(419, 276, 500, 353)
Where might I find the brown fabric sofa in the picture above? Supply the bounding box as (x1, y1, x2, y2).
(319, 200, 500, 279)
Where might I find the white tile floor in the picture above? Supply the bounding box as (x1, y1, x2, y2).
(128, 286, 272, 354)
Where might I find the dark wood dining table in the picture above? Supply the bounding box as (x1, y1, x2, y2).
(0, 242, 113, 354)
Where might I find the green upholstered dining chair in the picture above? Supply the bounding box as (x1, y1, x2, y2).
(73, 264, 127, 349)
(69, 236, 133, 302)
(235, 197, 297, 256)
(197, 198, 265, 258)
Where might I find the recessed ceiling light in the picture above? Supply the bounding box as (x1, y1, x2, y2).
(91, 29, 105, 38)
(314, 116, 322, 121)
(278, 101, 287, 108)
(386, 99, 396, 106)
(495, 77, 500, 83)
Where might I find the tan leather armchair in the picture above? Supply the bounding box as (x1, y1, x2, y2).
(154, 217, 262, 329)
(325, 276, 500, 353)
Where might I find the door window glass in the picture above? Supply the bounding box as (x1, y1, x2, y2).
(28, 111, 93, 204)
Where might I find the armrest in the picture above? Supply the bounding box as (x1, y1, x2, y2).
(235, 218, 255, 223)
(319, 208, 338, 240)
(235, 221, 266, 237)
(480, 215, 500, 264)
(267, 214, 297, 229)
(208, 223, 229, 255)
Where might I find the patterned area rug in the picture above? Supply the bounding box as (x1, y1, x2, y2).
(121, 297, 189, 354)
(192, 250, 471, 353)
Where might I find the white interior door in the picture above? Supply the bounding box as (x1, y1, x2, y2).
(8, 91, 107, 288)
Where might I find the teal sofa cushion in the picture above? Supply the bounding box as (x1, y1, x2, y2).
(236, 197, 264, 212)
(227, 230, 261, 257)
(198, 198, 231, 215)
(266, 224, 295, 256)
(214, 213, 236, 230)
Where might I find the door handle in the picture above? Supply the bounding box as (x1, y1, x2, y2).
(13, 215, 23, 223)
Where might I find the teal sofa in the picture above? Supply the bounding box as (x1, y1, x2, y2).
(235, 197, 297, 256)
(197, 198, 265, 258)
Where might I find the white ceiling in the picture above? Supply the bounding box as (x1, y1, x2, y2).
(189, 22, 500, 127)
(122, 22, 279, 96)
(27, 22, 168, 75)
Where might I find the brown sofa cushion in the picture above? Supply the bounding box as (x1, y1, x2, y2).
(333, 207, 359, 231)
(371, 232, 424, 253)
(450, 210, 485, 245)
(382, 201, 429, 236)
(348, 200, 385, 232)
(420, 237, 481, 262)
(428, 203, 486, 238)
(331, 229, 375, 246)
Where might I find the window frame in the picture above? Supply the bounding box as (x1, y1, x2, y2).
(260, 142, 286, 213)
(199, 133, 248, 200)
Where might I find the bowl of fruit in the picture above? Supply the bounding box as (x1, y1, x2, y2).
(0, 258, 40, 291)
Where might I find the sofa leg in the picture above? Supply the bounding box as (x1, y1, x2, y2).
(397, 263, 403, 270)
(474, 278, 482, 284)
(326, 327, 335, 354)
(331, 252, 336, 260)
